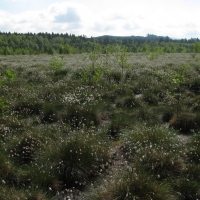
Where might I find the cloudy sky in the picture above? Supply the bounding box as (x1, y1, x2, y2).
(0, 0, 200, 38)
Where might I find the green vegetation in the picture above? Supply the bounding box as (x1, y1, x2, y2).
(0, 32, 199, 55)
(0, 52, 200, 199)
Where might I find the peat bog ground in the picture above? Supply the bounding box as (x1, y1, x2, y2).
(0, 53, 200, 199)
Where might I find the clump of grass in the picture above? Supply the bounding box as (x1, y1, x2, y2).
(0, 150, 17, 185)
(12, 100, 43, 116)
(116, 96, 141, 108)
(169, 112, 200, 134)
(171, 177, 200, 200)
(105, 70, 122, 83)
(121, 126, 179, 158)
(36, 131, 109, 188)
(188, 78, 200, 94)
(0, 185, 49, 200)
(54, 68, 69, 77)
(142, 90, 160, 105)
(0, 115, 24, 141)
(61, 86, 103, 128)
(40, 100, 65, 124)
(86, 168, 175, 200)
(62, 105, 102, 128)
(134, 149, 185, 180)
(8, 132, 42, 165)
(187, 134, 200, 164)
(184, 163, 200, 182)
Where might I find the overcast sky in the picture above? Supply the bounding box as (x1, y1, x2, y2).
(0, 0, 200, 38)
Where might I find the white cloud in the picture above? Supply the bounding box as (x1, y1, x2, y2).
(0, 0, 200, 38)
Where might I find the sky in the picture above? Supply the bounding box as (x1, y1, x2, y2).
(0, 0, 200, 39)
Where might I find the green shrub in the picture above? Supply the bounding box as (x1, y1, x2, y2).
(5, 69, 16, 82)
(50, 57, 65, 70)
(0, 98, 8, 113)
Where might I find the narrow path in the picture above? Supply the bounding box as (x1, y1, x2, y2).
(54, 141, 130, 200)
(54, 132, 192, 200)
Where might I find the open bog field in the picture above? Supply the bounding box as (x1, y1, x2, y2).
(0, 53, 200, 199)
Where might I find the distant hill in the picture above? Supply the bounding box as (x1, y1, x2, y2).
(94, 34, 171, 42)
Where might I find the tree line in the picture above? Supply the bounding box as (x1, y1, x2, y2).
(0, 32, 200, 55)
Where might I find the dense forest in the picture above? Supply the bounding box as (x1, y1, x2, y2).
(0, 32, 200, 55)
